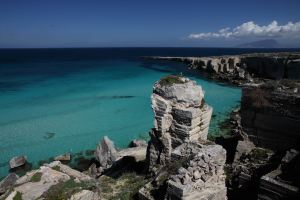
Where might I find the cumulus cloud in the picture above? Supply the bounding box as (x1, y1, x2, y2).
(188, 21, 300, 40)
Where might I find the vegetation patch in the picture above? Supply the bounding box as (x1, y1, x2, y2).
(13, 191, 22, 200)
(30, 172, 42, 182)
(249, 148, 272, 162)
(51, 165, 61, 172)
(99, 172, 147, 200)
(42, 178, 97, 200)
(159, 75, 185, 86)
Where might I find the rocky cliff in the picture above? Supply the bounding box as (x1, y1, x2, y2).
(149, 52, 300, 84)
(240, 81, 300, 151)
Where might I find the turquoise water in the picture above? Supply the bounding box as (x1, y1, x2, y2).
(0, 50, 242, 178)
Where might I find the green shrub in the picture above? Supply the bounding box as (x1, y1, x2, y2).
(30, 172, 42, 182)
(51, 165, 61, 172)
(13, 191, 22, 200)
(99, 173, 146, 200)
(159, 75, 185, 86)
(249, 148, 272, 162)
(42, 178, 97, 200)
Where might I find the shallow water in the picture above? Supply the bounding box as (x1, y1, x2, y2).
(5, 47, 296, 177)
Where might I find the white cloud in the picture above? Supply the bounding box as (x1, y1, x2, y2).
(188, 21, 300, 40)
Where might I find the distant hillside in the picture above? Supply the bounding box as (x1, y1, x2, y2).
(236, 39, 280, 48)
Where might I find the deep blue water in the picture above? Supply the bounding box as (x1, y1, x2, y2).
(0, 48, 299, 178)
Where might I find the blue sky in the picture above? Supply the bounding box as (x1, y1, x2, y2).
(0, 0, 299, 48)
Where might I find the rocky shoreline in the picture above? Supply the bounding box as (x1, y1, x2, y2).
(146, 52, 300, 86)
(1, 58, 300, 199)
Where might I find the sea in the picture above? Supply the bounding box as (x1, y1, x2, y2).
(0, 47, 299, 178)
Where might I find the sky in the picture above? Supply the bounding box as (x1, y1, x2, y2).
(0, 0, 299, 48)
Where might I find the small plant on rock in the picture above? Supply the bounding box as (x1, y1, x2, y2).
(30, 172, 42, 182)
(159, 75, 186, 86)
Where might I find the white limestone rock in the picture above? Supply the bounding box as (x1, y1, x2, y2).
(9, 156, 27, 169)
(95, 136, 117, 170)
(153, 76, 204, 107)
(54, 153, 71, 161)
(147, 76, 213, 172)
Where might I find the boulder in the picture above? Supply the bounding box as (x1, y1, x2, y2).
(0, 173, 19, 195)
(116, 146, 147, 162)
(46, 161, 92, 182)
(54, 153, 71, 161)
(128, 139, 147, 147)
(9, 156, 27, 169)
(153, 76, 204, 107)
(95, 136, 117, 171)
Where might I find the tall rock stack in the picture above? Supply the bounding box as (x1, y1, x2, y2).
(146, 75, 213, 171)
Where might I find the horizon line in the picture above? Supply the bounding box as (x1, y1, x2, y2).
(1, 46, 300, 50)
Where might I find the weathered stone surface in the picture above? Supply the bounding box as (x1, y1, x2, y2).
(95, 136, 117, 171)
(3, 161, 95, 200)
(153, 77, 204, 107)
(147, 76, 213, 172)
(14, 166, 70, 200)
(233, 140, 255, 163)
(0, 173, 19, 194)
(116, 146, 147, 162)
(146, 129, 172, 171)
(230, 146, 275, 196)
(167, 143, 227, 200)
(46, 161, 92, 181)
(54, 153, 71, 161)
(70, 190, 100, 200)
(258, 149, 300, 200)
(241, 85, 300, 151)
(9, 156, 27, 169)
(128, 139, 147, 147)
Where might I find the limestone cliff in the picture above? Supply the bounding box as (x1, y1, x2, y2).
(149, 52, 300, 84)
(240, 82, 300, 151)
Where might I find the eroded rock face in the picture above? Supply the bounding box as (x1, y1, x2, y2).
(241, 85, 300, 151)
(0, 173, 19, 195)
(167, 143, 227, 200)
(258, 149, 300, 200)
(147, 76, 213, 172)
(95, 136, 117, 172)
